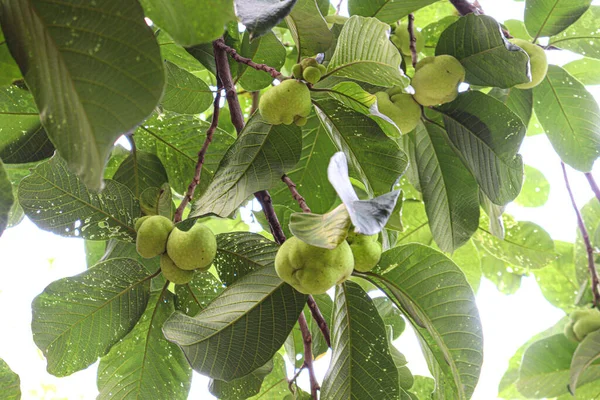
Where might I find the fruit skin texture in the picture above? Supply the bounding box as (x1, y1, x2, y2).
(411, 55, 465, 106)
(166, 223, 217, 271)
(565, 308, 600, 342)
(391, 22, 424, 56)
(375, 91, 421, 134)
(292, 63, 303, 79)
(275, 236, 354, 295)
(346, 231, 382, 272)
(258, 79, 312, 125)
(302, 66, 322, 84)
(135, 215, 174, 259)
(510, 38, 548, 89)
(160, 254, 194, 284)
(134, 215, 151, 232)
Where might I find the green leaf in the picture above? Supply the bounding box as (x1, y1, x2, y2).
(533, 65, 600, 172)
(321, 281, 399, 400)
(525, 0, 592, 40)
(360, 244, 483, 400)
(162, 61, 213, 115)
(533, 241, 578, 311)
(435, 14, 530, 88)
(410, 121, 479, 253)
(0, 358, 20, 400)
(503, 19, 533, 41)
(236, 0, 298, 39)
(84, 240, 105, 268)
(514, 165, 550, 207)
(19, 156, 140, 241)
(140, 0, 235, 46)
(570, 329, 600, 394)
(139, 184, 175, 218)
(373, 297, 406, 340)
(548, 6, 600, 59)
(348, 0, 438, 23)
(0, 0, 165, 191)
(190, 114, 302, 218)
(449, 239, 482, 292)
(480, 251, 521, 295)
(214, 231, 279, 286)
(247, 353, 291, 399)
(575, 198, 600, 286)
(162, 266, 307, 381)
(437, 91, 525, 205)
(32, 258, 152, 376)
(289, 204, 352, 249)
(326, 16, 409, 87)
(237, 32, 286, 91)
(157, 31, 211, 75)
(0, 26, 20, 86)
(210, 360, 273, 399)
(563, 58, 600, 85)
(488, 87, 533, 127)
(396, 199, 432, 246)
(0, 159, 13, 237)
(285, 0, 333, 57)
(175, 272, 225, 316)
(97, 290, 192, 400)
(113, 151, 169, 199)
(314, 98, 407, 196)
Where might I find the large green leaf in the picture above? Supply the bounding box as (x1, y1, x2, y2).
(210, 360, 273, 400)
(190, 114, 302, 218)
(0, 26, 20, 86)
(0, 159, 13, 237)
(19, 156, 139, 241)
(326, 16, 408, 87)
(437, 91, 525, 205)
(175, 272, 225, 316)
(32, 258, 152, 376)
(321, 281, 399, 399)
(410, 121, 479, 253)
(247, 353, 292, 399)
(549, 6, 600, 59)
(488, 87, 533, 127)
(525, 0, 592, 39)
(237, 32, 286, 91)
(140, 0, 234, 46)
(359, 244, 483, 400)
(286, 0, 333, 57)
(97, 291, 192, 400)
(570, 330, 600, 394)
(514, 165, 550, 208)
(314, 98, 407, 196)
(0, 0, 165, 191)
(533, 65, 600, 172)
(235, 0, 297, 39)
(162, 61, 213, 115)
(563, 57, 600, 85)
(533, 241, 577, 311)
(436, 14, 530, 88)
(0, 358, 20, 400)
(162, 266, 307, 381)
(348, 0, 438, 23)
(112, 150, 168, 198)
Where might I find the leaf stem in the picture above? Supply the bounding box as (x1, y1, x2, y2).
(585, 172, 600, 204)
(213, 38, 283, 80)
(562, 162, 600, 307)
(407, 14, 418, 68)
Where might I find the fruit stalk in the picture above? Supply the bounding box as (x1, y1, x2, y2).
(407, 14, 418, 68)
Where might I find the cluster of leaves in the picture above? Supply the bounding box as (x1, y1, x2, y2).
(0, 0, 600, 399)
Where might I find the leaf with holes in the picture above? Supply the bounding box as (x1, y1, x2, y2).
(549, 6, 600, 59)
(175, 272, 225, 316)
(525, 0, 592, 40)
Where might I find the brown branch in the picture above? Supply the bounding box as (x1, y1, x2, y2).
(407, 14, 418, 68)
(255, 191, 287, 245)
(298, 312, 319, 398)
(562, 162, 600, 307)
(213, 38, 283, 80)
(173, 86, 222, 223)
(307, 295, 331, 347)
(585, 172, 600, 204)
(282, 175, 311, 213)
(288, 361, 306, 392)
(335, 0, 343, 15)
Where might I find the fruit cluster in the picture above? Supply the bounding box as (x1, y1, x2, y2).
(564, 308, 600, 342)
(274, 229, 382, 295)
(135, 215, 217, 284)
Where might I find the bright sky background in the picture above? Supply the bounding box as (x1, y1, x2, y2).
(2, 0, 600, 399)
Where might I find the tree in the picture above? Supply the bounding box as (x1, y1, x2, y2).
(0, 0, 599, 399)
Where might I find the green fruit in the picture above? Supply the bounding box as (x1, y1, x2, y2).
(275, 236, 354, 295)
(303, 66, 322, 84)
(412, 55, 465, 106)
(166, 223, 217, 271)
(294, 115, 308, 127)
(572, 311, 600, 341)
(300, 57, 319, 69)
(391, 22, 424, 56)
(317, 64, 327, 74)
(564, 320, 580, 342)
(160, 254, 194, 284)
(259, 79, 312, 125)
(510, 38, 548, 89)
(292, 63, 304, 79)
(134, 215, 151, 232)
(135, 215, 173, 259)
(346, 231, 382, 272)
(375, 92, 421, 134)
(324, 15, 348, 25)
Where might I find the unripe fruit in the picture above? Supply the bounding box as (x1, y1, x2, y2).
(134, 215, 151, 232)
(325, 15, 348, 25)
(411, 55, 465, 106)
(572, 310, 600, 341)
(275, 236, 354, 295)
(346, 231, 382, 272)
(303, 66, 322, 84)
(300, 58, 319, 69)
(166, 223, 217, 271)
(292, 63, 304, 79)
(317, 64, 327, 74)
(510, 38, 548, 89)
(375, 91, 421, 134)
(160, 254, 194, 284)
(564, 320, 579, 342)
(259, 80, 312, 125)
(136, 215, 174, 259)
(391, 22, 424, 56)
(294, 115, 308, 127)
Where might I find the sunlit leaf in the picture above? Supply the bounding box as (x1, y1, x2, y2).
(525, 0, 592, 39)
(0, 358, 20, 400)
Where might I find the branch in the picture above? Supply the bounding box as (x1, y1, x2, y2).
(213, 38, 283, 80)
(282, 175, 311, 213)
(255, 191, 287, 245)
(585, 172, 600, 204)
(407, 14, 418, 68)
(298, 312, 320, 399)
(448, 0, 511, 38)
(173, 86, 222, 223)
(562, 162, 600, 307)
(307, 295, 331, 347)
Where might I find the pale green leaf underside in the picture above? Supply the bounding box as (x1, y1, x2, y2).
(0, 358, 20, 400)
(112, 151, 169, 199)
(286, 0, 333, 57)
(163, 60, 213, 115)
(549, 6, 600, 59)
(525, 0, 592, 39)
(289, 204, 352, 249)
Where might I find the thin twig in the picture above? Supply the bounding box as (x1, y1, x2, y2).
(213, 38, 283, 79)
(173, 86, 222, 223)
(562, 162, 600, 307)
(335, 0, 342, 15)
(307, 295, 331, 347)
(288, 361, 307, 392)
(282, 175, 311, 213)
(298, 312, 320, 398)
(407, 14, 418, 68)
(585, 172, 600, 204)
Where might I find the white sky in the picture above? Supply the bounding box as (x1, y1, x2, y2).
(2, 0, 600, 399)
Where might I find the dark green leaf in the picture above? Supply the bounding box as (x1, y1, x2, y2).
(435, 14, 530, 88)
(0, 26, 20, 86)
(0, 358, 20, 400)
(488, 87, 533, 127)
(0, 0, 165, 191)
(175, 272, 224, 316)
(549, 6, 600, 59)
(373, 297, 406, 340)
(235, 0, 298, 39)
(563, 58, 600, 85)
(248, 353, 292, 399)
(0, 158, 13, 237)
(348, 0, 438, 23)
(84, 240, 105, 268)
(162, 266, 307, 381)
(286, 0, 333, 57)
(514, 165, 550, 208)
(525, 0, 592, 39)
(210, 360, 273, 399)
(237, 32, 286, 91)
(163, 61, 213, 115)
(97, 291, 192, 400)
(321, 281, 399, 400)
(113, 151, 168, 199)
(32, 258, 152, 376)
(533, 65, 600, 172)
